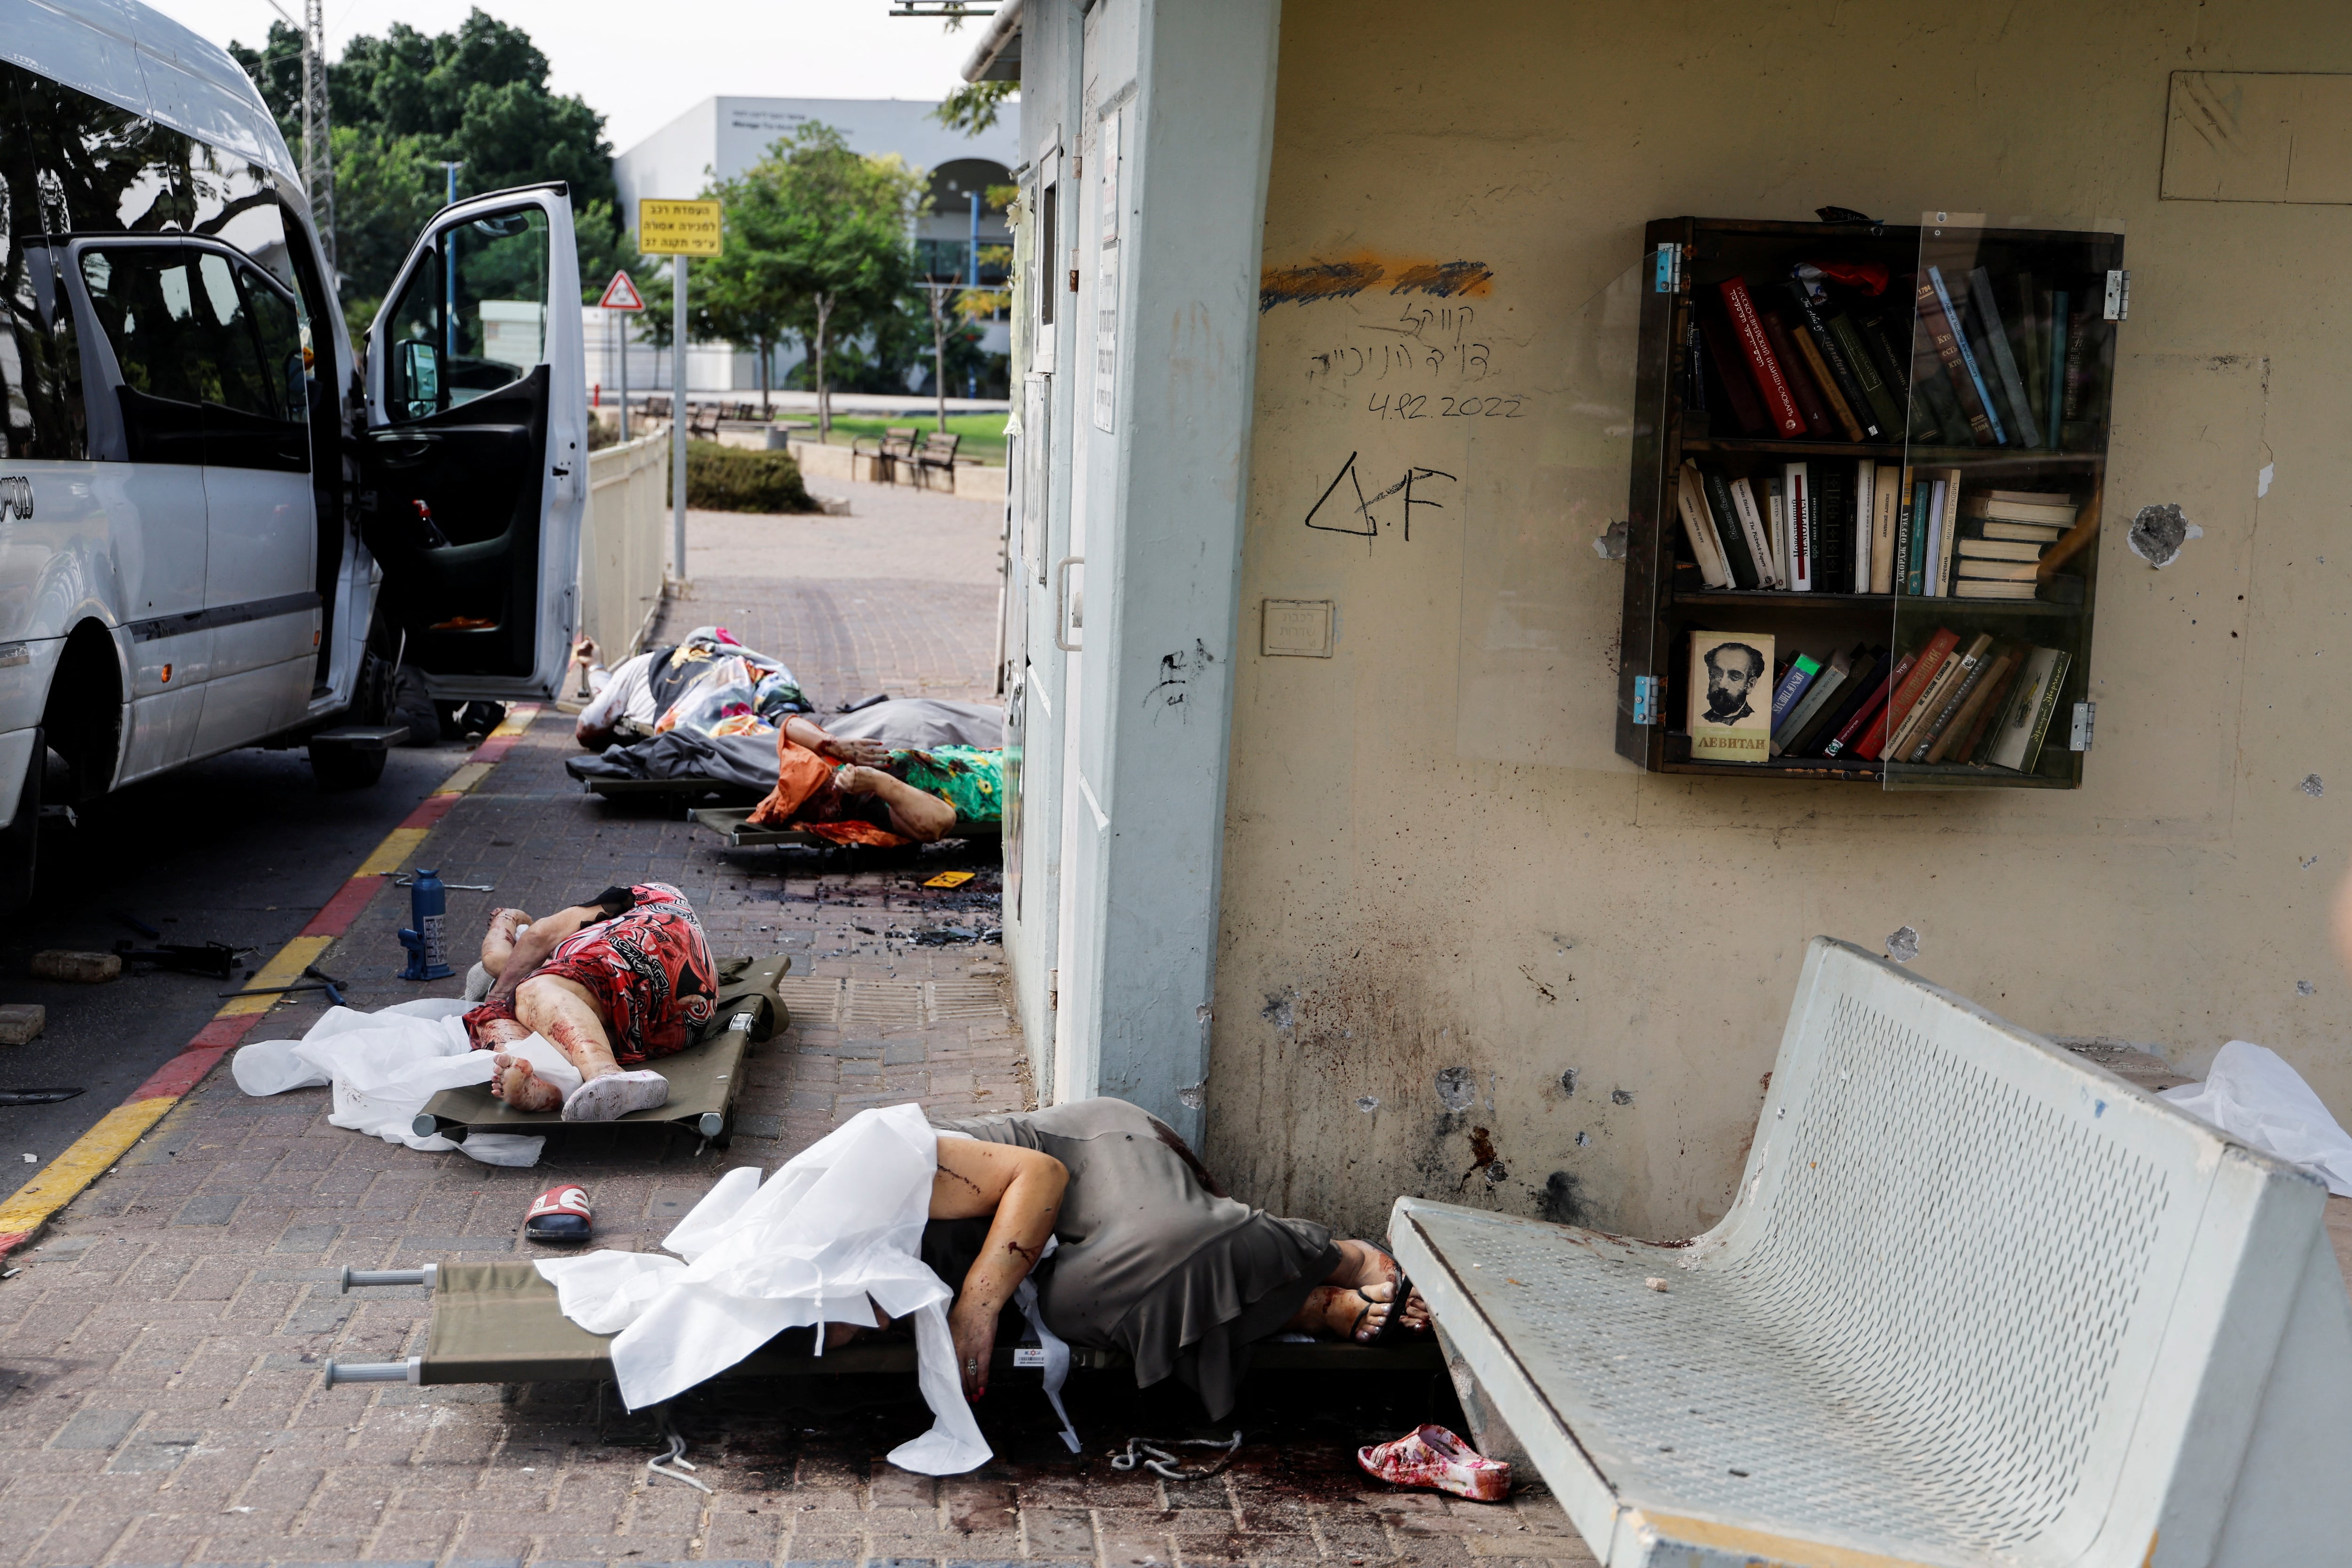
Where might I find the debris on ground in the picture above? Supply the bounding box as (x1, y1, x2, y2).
(30, 950, 120, 984)
(113, 939, 244, 979)
(0, 1003, 44, 1044)
(1111, 1430, 1243, 1480)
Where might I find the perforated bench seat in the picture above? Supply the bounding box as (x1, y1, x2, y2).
(1394, 937, 2352, 1568)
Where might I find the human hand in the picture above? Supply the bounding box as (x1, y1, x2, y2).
(949, 1297, 998, 1400)
(833, 738, 891, 768)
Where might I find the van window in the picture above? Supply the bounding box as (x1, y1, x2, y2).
(2, 245, 85, 459)
(383, 205, 550, 423)
(13, 69, 194, 235)
(77, 242, 308, 470)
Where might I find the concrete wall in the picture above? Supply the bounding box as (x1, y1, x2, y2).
(1204, 0, 2352, 1242)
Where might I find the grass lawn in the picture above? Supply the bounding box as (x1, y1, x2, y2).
(800, 411, 1009, 467)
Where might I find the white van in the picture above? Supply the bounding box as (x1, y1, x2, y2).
(0, 0, 587, 906)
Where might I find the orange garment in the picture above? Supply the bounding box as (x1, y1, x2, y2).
(745, 727, 923, 848)
(747, 730, 838, 826)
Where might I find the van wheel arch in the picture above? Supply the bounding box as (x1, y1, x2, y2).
(44, 621, 126, 804)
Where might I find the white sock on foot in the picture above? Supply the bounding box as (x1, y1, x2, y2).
(561, 1068, 671, 1122)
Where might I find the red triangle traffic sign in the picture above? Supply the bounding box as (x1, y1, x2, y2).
(598, 270, 646, 311)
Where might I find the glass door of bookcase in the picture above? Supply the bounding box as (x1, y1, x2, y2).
(1883, 211, 2121, 790)
(1464, 251, 1661, 768)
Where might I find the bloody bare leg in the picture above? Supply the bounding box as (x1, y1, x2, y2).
(515, 973, 623, 1083)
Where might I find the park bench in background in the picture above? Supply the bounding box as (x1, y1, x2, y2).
(1396, 935, 2352, 1567)
(641, 394, 672, 422)
(686, 403, 720, 440)
(851, 426, 921, 478)
(913, 430, 961, 483)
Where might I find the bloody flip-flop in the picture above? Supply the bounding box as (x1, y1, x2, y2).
(1357, 1424, 1511, 1502)
(524, 1183, 593, 1243)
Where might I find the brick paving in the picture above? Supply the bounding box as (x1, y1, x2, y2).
(0, 480, 1596, 1568)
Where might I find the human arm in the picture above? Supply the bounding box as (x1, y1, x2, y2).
(485, 904, 605, 1001)
(783, 713, 892, 769)
(930, 1136, 1068, 1398)
(836, 764, 956, 842)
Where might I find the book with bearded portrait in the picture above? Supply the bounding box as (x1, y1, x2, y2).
(1687, 630, 1775, 761)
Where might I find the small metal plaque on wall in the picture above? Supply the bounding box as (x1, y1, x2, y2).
(1262, 599, 1334, 657)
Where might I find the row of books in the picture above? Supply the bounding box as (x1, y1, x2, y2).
(1688, 626, 2071, 772)
(1694, 262, 2100, 450)
(1675, 459, 2087, 602)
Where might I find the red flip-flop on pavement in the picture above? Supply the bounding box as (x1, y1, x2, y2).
(1357, 1424, 1511, 1502)
(524, 1183, 593, 1243)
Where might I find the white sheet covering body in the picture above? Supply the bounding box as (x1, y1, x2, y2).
(2161, 1039, 2352, 1195)
(231, 999, 558, 1167)
(534, 1102, 992, 1473)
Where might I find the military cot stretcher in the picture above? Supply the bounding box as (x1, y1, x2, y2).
(411, 954, 792, 1144)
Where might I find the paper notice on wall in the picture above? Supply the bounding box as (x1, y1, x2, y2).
(1093, 240, 1118, 433)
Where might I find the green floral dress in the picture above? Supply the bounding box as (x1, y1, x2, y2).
(889, 747, 1003, 826)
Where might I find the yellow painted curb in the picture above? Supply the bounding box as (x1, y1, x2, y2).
(354, 825, 431, 878)
(0, 1097, 177, 1236)
(217, 934, 337, 1017)
(0, 705, 546, 1249)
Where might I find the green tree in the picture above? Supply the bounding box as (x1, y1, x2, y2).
(722, 124, 924, 437)
(229, 8, 629, 309)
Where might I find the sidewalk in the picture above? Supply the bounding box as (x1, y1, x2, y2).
(0, 478, 1595, 1568)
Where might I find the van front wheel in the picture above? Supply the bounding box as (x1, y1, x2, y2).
(309, 740, 389, 790)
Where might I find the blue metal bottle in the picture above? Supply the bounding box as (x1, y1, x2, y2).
(397, 867, 456, 980)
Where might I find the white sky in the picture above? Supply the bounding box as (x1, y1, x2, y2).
(144, 0, 990, 151)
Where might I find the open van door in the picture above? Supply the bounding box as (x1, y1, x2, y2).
(361, 183, 585, 700)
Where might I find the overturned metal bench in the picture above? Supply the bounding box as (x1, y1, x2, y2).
(325, 1262, 1441, 1388)
(1396, 936, 2352, 1567)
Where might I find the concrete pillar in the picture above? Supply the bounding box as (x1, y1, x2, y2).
(1057, 0, 1281, 1142)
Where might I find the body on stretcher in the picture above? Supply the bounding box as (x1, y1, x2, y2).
(691, 806, 1001, 849)
(412, 955, 793, 1144)
(325, 1260, 1445, 1387)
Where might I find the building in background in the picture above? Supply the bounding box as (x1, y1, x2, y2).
(593, 96, 1017, 402)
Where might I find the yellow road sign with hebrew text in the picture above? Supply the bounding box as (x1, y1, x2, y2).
(638, 199, 722, 256)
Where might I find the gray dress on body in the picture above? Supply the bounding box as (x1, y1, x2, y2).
(925, 1097, 1340, 1420)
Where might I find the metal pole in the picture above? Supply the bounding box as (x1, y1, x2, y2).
(617, 306, 630, 442)
(671, 255, 688, 585)
(441, 162, 461, 361)
(967, 192, 981, 402)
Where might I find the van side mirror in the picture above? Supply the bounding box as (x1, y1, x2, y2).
(397, 339, 440, 419)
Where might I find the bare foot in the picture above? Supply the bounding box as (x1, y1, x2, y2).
(492, 1054, 562, 1112)
(1318, 1241, 1432, 1338)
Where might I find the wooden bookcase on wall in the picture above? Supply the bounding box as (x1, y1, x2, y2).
(1614, 215, 2124, 788)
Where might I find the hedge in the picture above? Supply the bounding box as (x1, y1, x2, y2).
(671, 440, 818, 514)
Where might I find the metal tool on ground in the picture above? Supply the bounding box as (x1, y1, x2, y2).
(304, 965, 348, 1006)
(112, 940, 245, 979)
(397, 867, 455, 980)
(391, 872, 494, 891)
(217, 982, 334, 1000)
(0, 1087, 82, 1105)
